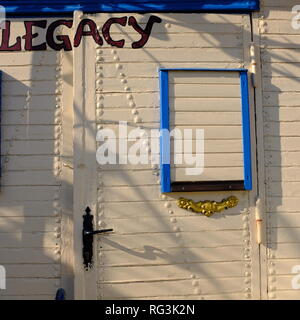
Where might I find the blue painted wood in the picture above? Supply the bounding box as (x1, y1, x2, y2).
(240, 70, 252, 190)
(2, 1, 259, 15)
(160, 68, 248, 72)
(159, 70, 171, 193)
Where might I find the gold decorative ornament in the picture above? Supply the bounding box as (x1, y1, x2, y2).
(177, 196, 239, 217)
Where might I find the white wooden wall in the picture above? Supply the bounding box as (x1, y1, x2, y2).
(169, 70, 244, 182)
(0, 19, 72, 299)
(73, 12, 260, 300)
(2, 4, 300, 300)
(259, 0, 300, 300)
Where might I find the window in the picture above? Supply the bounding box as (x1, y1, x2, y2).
(159, 68, 252, 192)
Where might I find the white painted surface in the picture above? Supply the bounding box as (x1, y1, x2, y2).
(0, 18, 69, 299)
(1, 5, 299, 300)
(72, 12, 258, 300)
(169, 70, 244, 182)
(259, 1, 300, 300)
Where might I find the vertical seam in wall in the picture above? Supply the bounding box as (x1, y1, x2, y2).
(251, 7, 269, 300)
(249, 11, 262, 300)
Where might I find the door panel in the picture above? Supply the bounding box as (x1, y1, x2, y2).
(73, 12, 260, 300)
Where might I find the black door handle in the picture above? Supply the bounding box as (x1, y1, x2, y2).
(82, 207, 113, 270)
(83, 229, 113, 236)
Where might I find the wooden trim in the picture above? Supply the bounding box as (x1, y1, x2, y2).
(242, 13, 262, 301)
(3, 0, 260, 15)
(240, 70, 253, 190)
(60, 46, 75, 299)
(73, 10, 98, 300)
(159, 70, 171, 193)
(251, 11, 268, 301)
(171, 180, 245, 192)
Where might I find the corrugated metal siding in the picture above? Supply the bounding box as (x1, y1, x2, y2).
(0, 19, 64, 300)
(260, 0, 300, 300)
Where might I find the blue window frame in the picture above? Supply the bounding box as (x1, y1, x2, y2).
(3, 1, 259, 16)
(159, 68, 252, 193)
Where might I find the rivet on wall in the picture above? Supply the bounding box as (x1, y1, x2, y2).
(242, 207, 252, 299)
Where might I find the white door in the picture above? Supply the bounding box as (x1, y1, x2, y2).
(73, 11, 263, 300)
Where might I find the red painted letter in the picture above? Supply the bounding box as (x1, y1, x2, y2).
(74, 19, 103, 47)
(23, 20, 47, 51)
(102, 17, 127, 48)
(46, 20, 73, 51)
(0, 21, 22, 51)
(128, 15, 162, 49)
